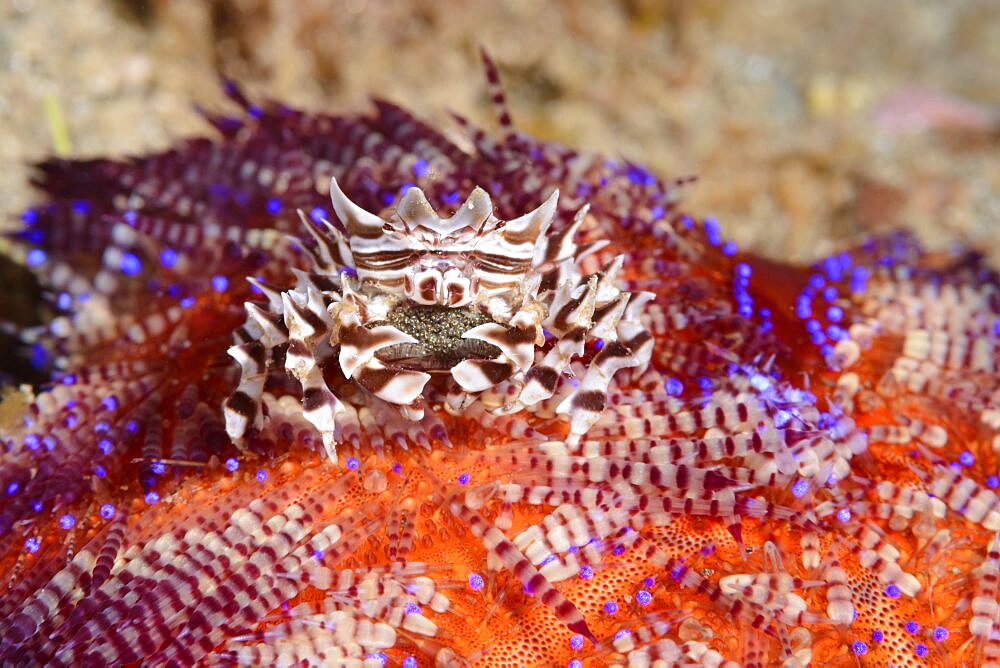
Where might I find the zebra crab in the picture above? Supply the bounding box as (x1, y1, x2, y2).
(224, 178, 653, 461)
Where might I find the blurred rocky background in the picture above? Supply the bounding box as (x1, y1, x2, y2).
(1, 0, 998, 386)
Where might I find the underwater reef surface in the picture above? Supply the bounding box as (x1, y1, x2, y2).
(1, 54, 1000, 667)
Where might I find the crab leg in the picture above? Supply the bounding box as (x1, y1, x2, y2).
(281, 289, 348, 462)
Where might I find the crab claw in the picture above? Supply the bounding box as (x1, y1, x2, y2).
(338, 324, 419, 379)
(462, 323, 537, 371)
(452, 358, 515, 393)
(354, 358, 431, 405)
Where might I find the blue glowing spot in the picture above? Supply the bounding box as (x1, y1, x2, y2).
(56, 292, 72, 309)
(101, 395, 119, 412)
(836, 507, 851, 523)
(313, 549, 325, 561)
(442, 191, 460, 205)
(309, 207, 327, 223)
(126, 420, 139, 433)
(405, 602, 421, 615)
(569, 635, 584, 651)
(400, 183, 415, 194)
(698, 376, 712, 391)
(872, 629, 884, 642)
(736, 262, 752, 277)
(412, 159, 429, 177)
(5, 482, 18, 496)
(256, 469, 268, 482)
(808, 274, 825, 289)
(612, 545, 625, 556)
(31, 500, 43, 512)
(151, 462, 166, 475)
(822, 286, 838, 301)
(592, 338, 605, 351)
(468, 573, 485, 591)
(664, 377, 683, 396)
(933, 626, 948, 642)
(650, 205, 665, 220)
(120, 252, 142, 276)
(30, 344, 48, 370)
(613, 629, 631, 642)
(225, 457, 239, 472)
(346, 457, 360, 471)
(826, 305, 844, 322)
(989, 476, 999, 489)
(145, 491, 160, 505)
(403, 657, 417, 668)
(827, 325, 846, 341)
(626, 165, 655, 186)
(59, 514, 76, 530)
(60, 374, 76, 386)
(579, 565, 594, 580)
(604, 600, 619, 615)
(381, 192, 394, 205)
(852, 641, 867, 656)
(792, 479, 809, 498)
(738, 303, 753, 318)
(392, 463, 403, 474)
(97, 439, 113, 455)
(568, 660, 582, 668)
(211, 275, 229, 292)
(915, 643, 928, 657)
(959, 451, 974, 467)
(21, 208, 38, 225)
(100, 503, 116, 519)
(20, 228, 44, 243)
(642, 576, 654, 588)
(795, 299, 812, 319)
(159, 248, 178, 268)
(721, 240, 737, 257)
(367, 652, 387, 666)
(905, 620, 919, 634)
(266, 197, 282, 215)
(179, 297, 196, 308)
(71, 200, 90, 215)
(457, 472, 470, 485)
(94, 465, 107, 478)
(820, 343, 834, 357)
(636, 589, 652, 606)
(24, 537, 40, 554)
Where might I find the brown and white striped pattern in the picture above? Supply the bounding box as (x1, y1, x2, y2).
(225, 178, 652, 456)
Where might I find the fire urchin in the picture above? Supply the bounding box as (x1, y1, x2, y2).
(224, 178, 653, 461)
